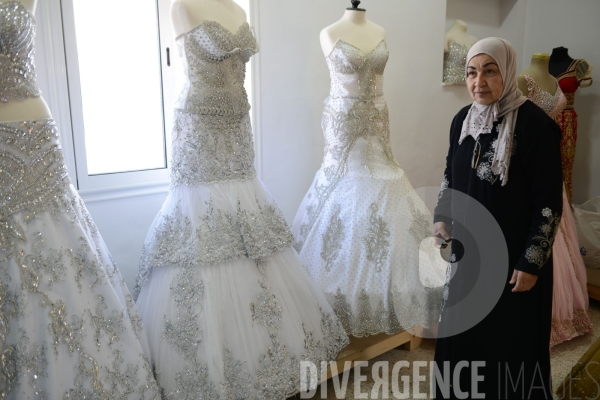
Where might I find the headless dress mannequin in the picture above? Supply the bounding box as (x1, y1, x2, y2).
(320, 1, 385, 57)
(518, 53, 558, 96)
(171, 0, 247, 37)
(444, 20, 477, 53)
(0, 0, 51, 121)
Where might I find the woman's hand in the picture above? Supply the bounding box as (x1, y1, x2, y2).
(433, 222, 452, 249)
(510, 270, 538, 292)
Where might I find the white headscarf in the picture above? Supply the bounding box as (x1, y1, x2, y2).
(459, 37, 528, 186)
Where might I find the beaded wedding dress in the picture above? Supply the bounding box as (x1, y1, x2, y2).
(133, 21, 348, 399)
(522, 75, 593, 346)
(291, 40, 446, 338)
(0, 2, 159, 398)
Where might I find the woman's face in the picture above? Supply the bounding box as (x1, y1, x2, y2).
(466, 54, 504, 105)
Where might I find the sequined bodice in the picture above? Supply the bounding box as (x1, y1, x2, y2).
(295, 40, 399, 245)
(321, 40, 396, 173)
(443, 42, 469, 85)
(326, 40, 388, 101)
(522, 75, 567, 119)
(174, 21, 257, 115)
(170, 21, 258, 187)
(0, 1, 40, 101)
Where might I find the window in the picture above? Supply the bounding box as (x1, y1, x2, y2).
(71, 0, 166, 175)
(53, 0, 255, 193)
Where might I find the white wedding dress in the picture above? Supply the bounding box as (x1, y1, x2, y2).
(0, 2, 159, 398)
(133, 21, 349, 399)
(292, 40, 446, 338)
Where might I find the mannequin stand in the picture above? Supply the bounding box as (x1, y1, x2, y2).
(323, 329, 422, 381)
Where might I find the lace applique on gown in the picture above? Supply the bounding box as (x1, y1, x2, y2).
(133, 21, 348, 398)
(521, 74, 566, 119)
(523, 74, 593, 346)
(0, 3, 160, 398)
(291, 39, 446, 337)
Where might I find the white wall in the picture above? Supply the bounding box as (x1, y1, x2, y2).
(520, 0, 600, 205)
(34, 0, 599, 290)
(84, 193, 166, 288)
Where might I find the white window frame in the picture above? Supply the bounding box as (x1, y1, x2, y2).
(36, 0, 260, 201)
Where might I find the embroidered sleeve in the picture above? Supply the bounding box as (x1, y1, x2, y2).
(513, 112, 563, 274)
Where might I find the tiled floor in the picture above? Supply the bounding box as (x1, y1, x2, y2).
(292, 299, 600, 399)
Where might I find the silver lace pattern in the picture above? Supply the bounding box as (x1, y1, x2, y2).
(0, 1, 41, 101)
(0, 120, 71, 259)
(134, 198, 293, 299)
(162, 266, 349, 399)
(294, 41, 399, 251)
(443, 42, 469, 85)
(171, 21, 258, 185)
(1, 234, 160, 399)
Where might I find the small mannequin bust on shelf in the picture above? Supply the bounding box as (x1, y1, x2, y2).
(170, 0, 247, 38)
(518, 53, 558, 95)
(320, 0, 385, 57)
(444, 20, 477, 53)
(442, 20, 477, 85)
(0, 0, 52, 121)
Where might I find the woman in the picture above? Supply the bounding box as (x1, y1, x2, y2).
(433, 38, 563, 399)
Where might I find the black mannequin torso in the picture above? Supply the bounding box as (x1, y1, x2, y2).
(549, 47, 575, 77)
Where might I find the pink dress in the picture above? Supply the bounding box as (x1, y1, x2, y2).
(522, 75, 593, 346)
(523, 75, 594, 346)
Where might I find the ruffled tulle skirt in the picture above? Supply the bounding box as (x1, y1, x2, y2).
(134, 179, 349, 399)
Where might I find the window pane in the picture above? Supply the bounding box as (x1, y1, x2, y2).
(72, 0, 165, 175)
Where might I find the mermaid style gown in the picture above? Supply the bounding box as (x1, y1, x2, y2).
(133, 21, 348, 398)
(0, 2, 160, 398)
(522, 75, 593, 346)
(292, 40, 446, 338)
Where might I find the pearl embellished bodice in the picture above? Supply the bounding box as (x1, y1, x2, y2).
(170, 21, 258, 187)
(326, 40, 388, 101)
(0, 1, 40, 102)
(174, 21, 257, 116)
